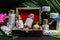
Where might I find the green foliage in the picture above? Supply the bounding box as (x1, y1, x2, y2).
(0, 31, 4, 36)
(17, 0, 60, 15)
(58, 28, 60, 37)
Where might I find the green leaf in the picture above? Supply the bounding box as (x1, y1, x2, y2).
(0, 31, 4, 36)
(58, 28, 60, 37)
(50, 0, 60, 13)
(45, 0, 58, 12)
(25, 1, 37, 7)
(13, 36, 19, 40)
(31, 0, 39, 6)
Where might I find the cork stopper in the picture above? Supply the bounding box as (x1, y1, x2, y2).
(28, 13, 34, 19)
(16, 15, 21, 20)
(43, 19, 48, 24)
(9, 9, 15, 13)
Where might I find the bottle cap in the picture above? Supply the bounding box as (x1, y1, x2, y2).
(42, 6, 50, 12)
(50, 13, 59, 18)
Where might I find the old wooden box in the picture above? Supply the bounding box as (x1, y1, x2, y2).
(12, 7, 43, 37)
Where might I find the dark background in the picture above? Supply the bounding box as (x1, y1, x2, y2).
(0, 0, 60, 13)
(0, 0, 30, 13)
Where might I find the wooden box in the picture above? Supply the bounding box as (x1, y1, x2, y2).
(12, 7, 43, 37)
(12, 29, 43, 37)
(16, 7, 41, 24)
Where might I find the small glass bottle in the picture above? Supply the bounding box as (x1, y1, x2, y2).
(42, 19, 49, 30)
(41, 6, 50, 24)
(55, 16, 60, 30)
(8, 9, 15, 29)
(16, 15, 24, 30)
(49, 13, 58, 30)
